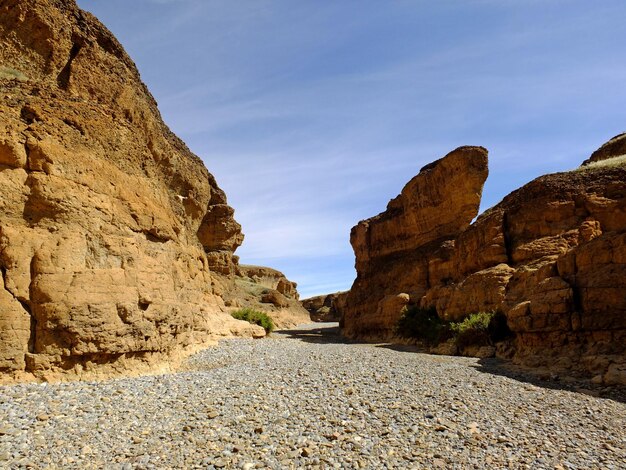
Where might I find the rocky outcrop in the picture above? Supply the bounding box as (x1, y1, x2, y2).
(222, 265, 309, 329)
(0, 0, 267, 382)
(342, 142, 626, 385)
(582, 132, 626, 165)
(343, 146, 489, 338)
(302, 291, 348, 322)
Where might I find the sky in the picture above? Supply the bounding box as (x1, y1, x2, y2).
(76, 0, 626, 298)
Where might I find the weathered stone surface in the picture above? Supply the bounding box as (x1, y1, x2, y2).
(342, 140, 626, 384)
(350, 146, 489, 275)
(343, 146, 489, 338)
(222, 265, 309, 329)
(302, 291, 348, 322)
(0, 0, 266, 382)
(237, 265, 300, 300)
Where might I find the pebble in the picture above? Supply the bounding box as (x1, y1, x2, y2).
(0, 322, 624, 469)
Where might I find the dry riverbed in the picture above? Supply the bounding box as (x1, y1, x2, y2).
(1, 323, 624, 469)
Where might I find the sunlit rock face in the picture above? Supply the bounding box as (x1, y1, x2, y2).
(342, 142, 626, 385)
(343, 146, 489, 339)
(0, 0, 269, 382)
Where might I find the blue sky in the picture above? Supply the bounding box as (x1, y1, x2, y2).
(77, 0, 626, 298)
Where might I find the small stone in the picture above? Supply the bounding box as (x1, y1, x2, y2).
(213, 458, 227, 468)
(254, 427, 263, 434)
(36, 414, 50, 422)
(301, 447, 312, 457)
(208, 411, 219, 419)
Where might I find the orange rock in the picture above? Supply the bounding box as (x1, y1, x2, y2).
(343, 146, 489, 339)
(342, 138, 626, 383)
(0, 0, 291, 381)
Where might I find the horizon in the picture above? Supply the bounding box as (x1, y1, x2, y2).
(77, 0, 626, 298)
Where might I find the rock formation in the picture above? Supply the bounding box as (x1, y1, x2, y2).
(223, 265, 309, 329)
(0, 0, 304, 382)
(343, 146, 489, 337)
(342, 143, 626, 385)
(582, 132, 626, 165)
(302, 292, 348, 322)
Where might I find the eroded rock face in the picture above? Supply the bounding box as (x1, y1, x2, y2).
(342, 141, 626, 384)
(302, 291, 348, 322)
(343, 146, 489, 338)
(0, 0, 261, 381)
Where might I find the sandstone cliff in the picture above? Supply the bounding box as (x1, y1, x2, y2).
(0, 0, 302, 382)
(302, 292, 348, 322)
(343, 146, 489, 337)
(342, 143, 626, 385)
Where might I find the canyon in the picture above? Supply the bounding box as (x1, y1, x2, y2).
(0, 0, 624, 390)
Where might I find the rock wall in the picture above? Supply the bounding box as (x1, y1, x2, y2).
(0, 0, 264, 382)
(343, 146, 489, 337)
(342, 143, 626, 385)
(302, 292, 348, 322)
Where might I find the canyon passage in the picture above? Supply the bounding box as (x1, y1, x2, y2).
(0, 0, 625, 468)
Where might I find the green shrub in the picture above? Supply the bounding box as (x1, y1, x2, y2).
(395, 308, 513, 350)
(395, 306, 446, 345)
(450, 311, 506, 349)
(450, 311, 494, 335)
(231, 308, 274, 333)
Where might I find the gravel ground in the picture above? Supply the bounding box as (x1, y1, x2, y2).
(0, 323, 625, 469)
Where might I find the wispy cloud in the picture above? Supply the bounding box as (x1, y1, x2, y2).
(77, 0, 626, 296)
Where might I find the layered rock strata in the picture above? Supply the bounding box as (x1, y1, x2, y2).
(342, 143, 626, 384)
(302, 292, 348, 322)
(0, 0, 293, 382)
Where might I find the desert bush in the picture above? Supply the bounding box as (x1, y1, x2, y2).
(450, 311, 493, 349)
(395, 306, 447, 345)
(231, 308, 274, 333)
(396, 308, 512, 350)
(450, 311, 512, 349)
